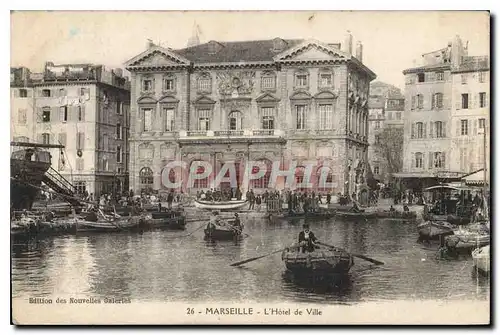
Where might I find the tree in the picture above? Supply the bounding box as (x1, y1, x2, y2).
(373, 126, 404, 181)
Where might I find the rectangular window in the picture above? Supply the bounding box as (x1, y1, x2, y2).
(416, 122, 424, 138)
(373, 166, 380, 175)
(295, 105, 307, 130)
(198, 78, 211, 92)
(460, 119, 468, 135)
(164, 108, 175, 131)
(319, 74, 332, 87)
(116, 101, 121, 114)
(435, 93, 443, 108)
(436, 72, 444, 81)
(77, 106, 84, 121)
(60, 106, 68, 122)
(417, 73, 425, 83)
(478, 72, 486, 83)
(164, 78, 175, 91)
(143, 108, 153, 132)
(19, 89, 28, 98)
(42, 109, 51, 122)
(59, 88, 66, 97)
(142, 79, 153, 92)
(417, 95, 424, 109)
(395, 112, 402, 120)
(435, 122, 444, 138)
(479, 118, 486, 129)
(262, 107, 275, 130)
(461, 94, 469, 109)
(461, 74, 467, 84)
(375, 121, 381, 130)
(318, 105, 333, 130)
(80, 88, 87, 96)
(434, 152, 444, 168)
(415, 153, 423, 168)
(198, 109, 211, 131)
(116, 146, 122, 163)
(116, 123, 122, 139)
(295, 74, 308, 87)
(42, 89, 51, 97)
(261, 76, 276, 90)
(479, 92, 487, 108)
(42, 133, 50, 145)
(18, 109, 27, 124)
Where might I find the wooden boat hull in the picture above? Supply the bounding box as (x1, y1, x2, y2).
(75, 217, 143, 233)
(145, 216, 186, 230)
(195, 200, 247, 211)
(11, 158, 51, 210)
(204, 226, 243, 240)
(423, 214, 470, 226)
(418, 221, 455, 240)
(270, 211, 336, 220)
(472, 245, 490, 274)
(445, 234, 490, 253)
(281, 246, 354, 275)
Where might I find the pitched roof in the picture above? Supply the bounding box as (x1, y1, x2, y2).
(175, 39, 304, 63)
(402, 62, 451, 74)
(452, 56, 489, 73)
(368, 96, 385, 109)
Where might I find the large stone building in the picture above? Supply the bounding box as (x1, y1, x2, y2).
(367, 82, 404, 183)
(10, 63, 131, 197)
(398, 35, 489, 190)
(125, 35, 376, 196)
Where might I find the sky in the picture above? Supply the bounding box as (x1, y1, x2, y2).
(10, 11, 489, 89)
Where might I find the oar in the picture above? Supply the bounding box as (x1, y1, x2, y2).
(317, 241, 384, 266)
(230, 246, 292, 267)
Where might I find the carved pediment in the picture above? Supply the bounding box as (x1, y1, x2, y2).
(314, 90, 338, 100)
(290, 91, 312, 100)
(159, 95, 179, 104)
(193, 95, 216, 105)
(125, 46, 191, 69)
(256, 92, 280, 103)
(274, 39, 349, 63)
(137, 96, 158, 104)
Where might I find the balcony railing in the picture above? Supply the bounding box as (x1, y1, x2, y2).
(187, 130, 208, 137)
(214, 130, 244, 137)
(253, 129, 274, 136)
(178, 129, 283, 139)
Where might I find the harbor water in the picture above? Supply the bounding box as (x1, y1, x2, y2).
(12, 215, 490, 304)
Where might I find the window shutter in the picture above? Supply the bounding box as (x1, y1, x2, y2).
(37, 134, 43, 144)
(428, 152, 433, 169)
(429, 122, 434, 138)
(13, 89, 19, 98)
(470, 93, 476, 109)
(485, 93, 489, 107)
(58, 133, 67, 146)
(442, 121, 447, 137)
(474, 119, 478, 135)
(59, 107, 65, 121)
(79, 132, 85, 150)
(49, 134, 55, 145)
(442, 153, 446, 169)
(411, 153, 415, 168)
(468, 120, 472, 136)
(431, 94, 435, 110)
(422, 123, 427, 138)
(50, 107, 58, 121)
(455, 95, 461, 110)
(36, 108, 42, 123)
(411, 123, 415, 138)
(411, 96, 416, 110)
(81, 105, 86, 121)
(456, 120, 460, 136)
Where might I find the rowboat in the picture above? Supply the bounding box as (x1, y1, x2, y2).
(417, 221, 455, 241)
(281, 245, 354, 275)
(194, 199, 247, 211)
(75, 216, 144, 233)
(472, 245, 490, 274)
(145, 210, 186, 230)
(204, 220, 244, 241)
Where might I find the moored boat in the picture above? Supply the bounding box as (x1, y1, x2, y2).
(472, 245, 490, 274)
(336, 210, 417, 220)
(281, 245, 354, 275)
(417, 220, 455, 241)
(444, 226, 490, 253)
(269, 210, 336, 221)
(195, 199, 247, 211)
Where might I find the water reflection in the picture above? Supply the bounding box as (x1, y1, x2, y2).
(11, 216, 490, 304)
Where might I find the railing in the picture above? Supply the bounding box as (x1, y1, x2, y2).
(45, 166, 76, 194)
(187, 130, 208, 137)
(253, 129, 274, 136)
(214, 130, 244, 137)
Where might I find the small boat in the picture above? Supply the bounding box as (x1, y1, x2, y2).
(145, 210, 187, 230)
(417, 221, 455, 241)
(195, 199, 247, 211)
(204, 220, 244, 241)
(281, 245, 354, 275)
(269, 210, 336, 220)
(74, 215, 144, 233)
(472, 245, 490, 274)
(444, 227, 490, 253)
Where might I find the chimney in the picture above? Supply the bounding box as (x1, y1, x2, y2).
(356, 41, 363, 63)
(114, 68, 123, 77)
(342, 30, 353, 55)
(146, 39, 155, 49)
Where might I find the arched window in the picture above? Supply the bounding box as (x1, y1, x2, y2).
(190, 161, 209, 189)
(316, 166, 335, 193)
(415, 152, 423, 168)
(229, 111, 242, 131)
(251, 159, 272, 189)
(139, 167, 154, 185)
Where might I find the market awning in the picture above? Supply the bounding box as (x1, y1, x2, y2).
(461, 168, 488, 186)
(392, 172, 435, 179)
(423, 184, 472, 192)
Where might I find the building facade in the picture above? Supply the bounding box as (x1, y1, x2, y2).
(125, 36, 376, 196)
(367, 82, 404, 183)
(11, 67, 36, 143)
(10, 63, 131, 197)
(399, 35, 489, 190)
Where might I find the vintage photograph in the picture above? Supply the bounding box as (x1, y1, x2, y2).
(10, 11, 490, 325)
